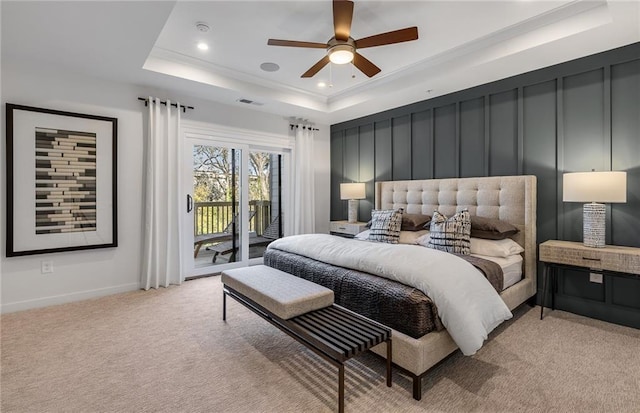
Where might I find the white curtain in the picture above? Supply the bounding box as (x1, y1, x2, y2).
(141, 98, 183, 289)
(292, 125, 316, 235)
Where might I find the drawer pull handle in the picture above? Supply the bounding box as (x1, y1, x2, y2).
(582, 257, 601, 262)
(338, 227, 346, 230)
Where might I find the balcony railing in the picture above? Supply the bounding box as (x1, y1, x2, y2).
(194, 200, 272, 237)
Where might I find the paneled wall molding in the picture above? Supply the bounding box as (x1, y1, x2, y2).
(332, 42, 639, 230)
(331, 42, 640, 327)
(333, 43, 640, 131)
(483, 96, 490, 177)
(603, 65, 613, 242)
(556, 76, 565, 241)
(517, 87, 524, 175)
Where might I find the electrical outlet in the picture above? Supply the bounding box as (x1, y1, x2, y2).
(589, 272, 603, 284)
(41, 261, 54, 274)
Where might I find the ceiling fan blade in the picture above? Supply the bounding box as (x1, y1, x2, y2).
(352, 53, 381, 78)
(355, 27, 419, 49)
(267, 39, 327, 49)
(333, 0, 354, 41)
(301, 55, 331, 78)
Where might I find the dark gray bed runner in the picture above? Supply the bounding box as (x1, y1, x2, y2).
(264, 248, 505, 339)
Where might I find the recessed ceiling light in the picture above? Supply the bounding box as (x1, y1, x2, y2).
(197, 42, 209, 51)
(260, 62, 280, 72)
(317, 82, 327, 88)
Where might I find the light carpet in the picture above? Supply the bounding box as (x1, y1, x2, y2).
(2, 276, 639, 412)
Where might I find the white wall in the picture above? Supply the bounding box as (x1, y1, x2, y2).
(1, 62, 330, 312)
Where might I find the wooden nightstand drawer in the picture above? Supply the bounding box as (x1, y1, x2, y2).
(601, 249, 640, 275)
(539, 240, 640, 275)
(330, 221, 367, 237)
(539, 241, 603, 269)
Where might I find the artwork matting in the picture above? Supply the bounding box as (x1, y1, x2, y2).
(6, 104, 117, 256)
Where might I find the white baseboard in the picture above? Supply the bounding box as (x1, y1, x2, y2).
(1, 283, 141, 314)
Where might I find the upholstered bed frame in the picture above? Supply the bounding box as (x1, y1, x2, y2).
(370, 175, 537, 399)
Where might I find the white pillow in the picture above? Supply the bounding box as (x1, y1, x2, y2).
(416, 232, 430, 246)
(354, 229, 370, 240)
(400, 230, 429, 245)
(417, 232, 523, 257)
(470, 237, 524, 258)
(470, 253, 522, 267)
(356, 229, 429, 245)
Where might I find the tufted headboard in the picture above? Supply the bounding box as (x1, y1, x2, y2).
(375, 176, 537, 306)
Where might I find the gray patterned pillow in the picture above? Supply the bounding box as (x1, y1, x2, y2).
(427, 210, 471, 254)
(367, 209, 403, 244)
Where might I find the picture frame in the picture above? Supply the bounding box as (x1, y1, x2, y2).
(5, 104, 117, 256)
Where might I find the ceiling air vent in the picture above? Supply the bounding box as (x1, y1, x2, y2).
(236, 98, 264, 106)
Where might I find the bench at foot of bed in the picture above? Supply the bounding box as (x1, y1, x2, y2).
(221, 265, 392, 413)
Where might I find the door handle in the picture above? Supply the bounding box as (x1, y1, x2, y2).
(187, 194, 193, 213)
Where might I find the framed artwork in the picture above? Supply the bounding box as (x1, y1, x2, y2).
(5, 104, 117, 256)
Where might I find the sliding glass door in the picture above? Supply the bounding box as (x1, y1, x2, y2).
(247, 150, 284, 260)
(183, 137, 286, 277)
(190, 141, 245, 273)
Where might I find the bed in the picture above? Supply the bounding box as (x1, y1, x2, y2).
(264, 175, 537, 399)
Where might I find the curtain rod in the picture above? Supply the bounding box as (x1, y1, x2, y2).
(289, 124, 319, 131)
(138, 97, 195, 113)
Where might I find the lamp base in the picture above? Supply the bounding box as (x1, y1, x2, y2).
(347, 199, 358, 223)
(583, 202, 605, 248)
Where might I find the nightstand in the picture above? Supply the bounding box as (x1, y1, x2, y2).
(329, 220, 368, 238)
(538, 240, 640, 320)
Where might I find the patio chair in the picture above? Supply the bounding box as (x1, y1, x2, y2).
(193, 211, 256, 258)
(209, 216, 281, 263)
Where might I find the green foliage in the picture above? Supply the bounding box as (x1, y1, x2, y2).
(191, 146, 277, 235)
(192, 146, 273, 203)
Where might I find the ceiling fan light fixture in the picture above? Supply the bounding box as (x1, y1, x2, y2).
(267, 1, 418, 78)
(328, 44, 354, 65)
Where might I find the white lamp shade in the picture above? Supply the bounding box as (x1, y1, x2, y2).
(340, 183, 366, 200)
(563, 171, 627, 203)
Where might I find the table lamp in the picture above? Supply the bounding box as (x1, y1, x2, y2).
(563, 171, 627, 248)
(340, 183, 366, 223)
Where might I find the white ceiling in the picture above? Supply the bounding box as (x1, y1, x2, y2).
(2, 1, 640, 125)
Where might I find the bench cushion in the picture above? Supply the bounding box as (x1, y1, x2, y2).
(221, 265, 334, 320)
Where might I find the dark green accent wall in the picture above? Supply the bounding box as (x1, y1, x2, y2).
(330, 42, 640, 328)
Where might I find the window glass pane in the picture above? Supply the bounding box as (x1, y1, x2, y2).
(248, 151, 282, 259)
(192, 145, 242, 268)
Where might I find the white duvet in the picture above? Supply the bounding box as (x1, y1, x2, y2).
(268, 234, 512, 355)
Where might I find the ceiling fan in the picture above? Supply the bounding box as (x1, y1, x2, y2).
(267, 0, 419, 78)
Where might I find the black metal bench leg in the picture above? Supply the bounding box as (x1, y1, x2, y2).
(338, 364, 345, 413)
(386, 339, 392, 387)
(551, 267, 557, 310)
(223, 290, 227, 321)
